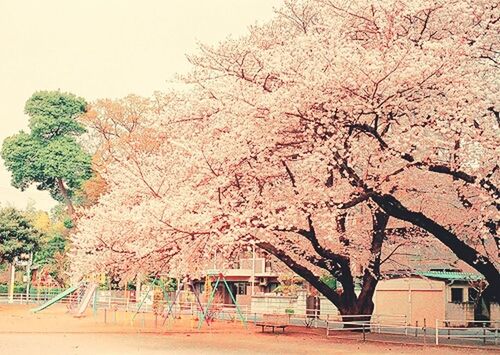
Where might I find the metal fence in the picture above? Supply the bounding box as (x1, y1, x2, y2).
(324, 314, 499, 346)
(1, 292, 498, 347)
(0, 291, 68, 304)
(435, 319, 499, 345)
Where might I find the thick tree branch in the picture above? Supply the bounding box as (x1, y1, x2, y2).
(257, 241, 342, 306)
(348, 123, 388, 149)
(295, 215, 350, 268)
(371, 193, 500, 301)
(332, 150, 500, 300)
(56, 177, 75, 217)
(357, 209, 389, 308)
(401, 154, 499, 207)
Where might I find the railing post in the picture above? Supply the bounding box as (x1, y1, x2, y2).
(362, 323, 366, 342)
(435, 319, 439, 345)
(483, 322, 486, 345)
(495, 327, 498, 346)
(423, 318, 427, 345)
(104, 308, 107, 324)
(415, 320, 418, 337)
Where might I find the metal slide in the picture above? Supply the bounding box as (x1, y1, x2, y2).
(31, 284, 80, 313)
(74, 283, 98, 317)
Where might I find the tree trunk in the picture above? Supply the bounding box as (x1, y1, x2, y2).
(258, 242, 381, 326)
(338, 209, 387, 330)
(258, 209, 389, 324)
(56, 177, 75, 217)
(337, 301, 375, 329)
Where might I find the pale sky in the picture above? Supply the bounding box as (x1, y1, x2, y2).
(0, 0, 282, 211)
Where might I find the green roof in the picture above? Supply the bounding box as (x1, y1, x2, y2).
(417, 271, 483, 281)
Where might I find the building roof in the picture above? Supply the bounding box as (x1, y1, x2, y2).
(417, 271, 483, 281)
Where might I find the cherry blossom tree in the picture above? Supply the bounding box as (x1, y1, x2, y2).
(181, 0, 499, 302)
(71, 0, 499, 318)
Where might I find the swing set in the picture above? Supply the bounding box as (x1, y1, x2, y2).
(196, 273, 247, 330)
(131, 273, 247, 329)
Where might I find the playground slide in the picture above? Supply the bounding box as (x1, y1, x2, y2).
(31, 284, 80, 313)
(74, 283, 98, 317)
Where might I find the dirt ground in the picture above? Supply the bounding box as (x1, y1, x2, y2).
(0, 304, 497, 354)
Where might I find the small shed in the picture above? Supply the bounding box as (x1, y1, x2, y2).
(373, 272, 497, 327)
(373, 276, 445, 327)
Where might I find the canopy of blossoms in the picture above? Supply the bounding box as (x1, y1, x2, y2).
(71, 0, 499, 305)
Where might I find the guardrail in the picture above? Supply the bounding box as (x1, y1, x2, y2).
(435, 319, 499, 345)
(0, 292, 71, 304)
(324, 315, 498, 346)
(325, 314, 408, 336)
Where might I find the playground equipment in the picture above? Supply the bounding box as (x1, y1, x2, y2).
(197, 273, 247, 330)
(31, 282, 98, 317)
(156, 273, 247, 330)
(160, 277, 205, 327)
(30, 272, 247, 331)
(31, 284, 81, 313)
(74, 283, 98, 317)
(66, 285, 86, 313)
(130, 276, 174, 324)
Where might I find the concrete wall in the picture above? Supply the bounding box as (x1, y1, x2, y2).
(491, 303, 500, 328)
(236, 294, 251, 306)
(251, 292, 307, 315)
(250, 293, 338, 317)
(445, 303, 474, 327)
(318, 296, 339, 316)
(295, 292, 307, 315)
(251, 294, 296, 314)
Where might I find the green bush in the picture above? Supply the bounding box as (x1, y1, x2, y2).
(0, 284, 26, 293)
(0, 284, 65, 295)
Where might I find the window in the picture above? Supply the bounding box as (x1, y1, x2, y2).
(236, 282, 247, 295)
(267, 282, 279, 293)
(451, 288, 463, 303)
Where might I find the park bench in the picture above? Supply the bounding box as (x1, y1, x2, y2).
(256, 314, 289, 333)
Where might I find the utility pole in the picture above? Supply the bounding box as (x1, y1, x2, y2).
(8, 261, 15, 304)
(25, 252, 33, 302)
(251, 242, 256, 296)
(136, 274, 142, 303)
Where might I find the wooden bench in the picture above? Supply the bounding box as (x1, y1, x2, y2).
(256, 314, 289, 333)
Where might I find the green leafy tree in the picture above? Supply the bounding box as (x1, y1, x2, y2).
(1, 91, 92, 216)
(0, 207, 40, 264)
(25, 207, 71, 286)
(34, 233, 68, 286)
